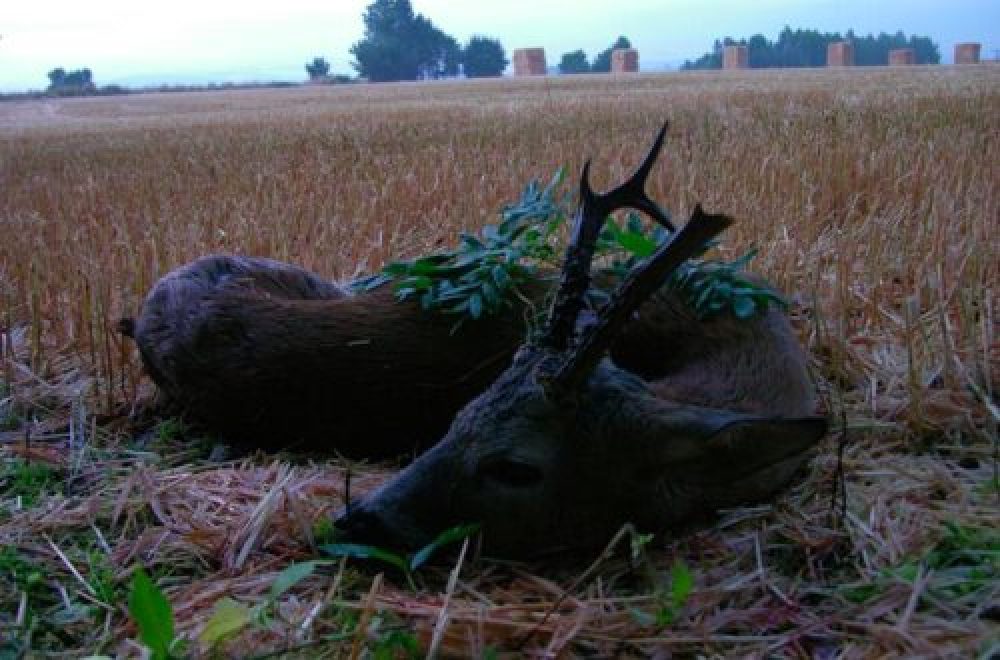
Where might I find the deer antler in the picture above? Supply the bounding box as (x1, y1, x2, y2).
(539, 122, 674, 352)
(538, 124, 733, 395)
(551, 205, 732, 392)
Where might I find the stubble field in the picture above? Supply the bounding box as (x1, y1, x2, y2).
(0, 66, 997, 657)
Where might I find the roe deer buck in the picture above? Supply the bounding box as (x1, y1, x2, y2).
(334, 125, 827, 557)
(123, 125, 815, 461)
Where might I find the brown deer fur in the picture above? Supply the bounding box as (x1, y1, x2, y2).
(127, 254, 811, 457)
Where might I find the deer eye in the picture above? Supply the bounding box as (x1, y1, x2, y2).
(479, 459, 544, 488)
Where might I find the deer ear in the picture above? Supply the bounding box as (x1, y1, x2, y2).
(701, 416, 827, 472)
(641, 408, 827, 475)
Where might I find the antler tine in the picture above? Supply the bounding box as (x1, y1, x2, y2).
(550, 205, 732, 394)
(603, 122, 675, 232)
(539, 122, 674, 352)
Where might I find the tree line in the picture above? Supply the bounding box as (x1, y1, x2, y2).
(341, 0, 507, 81)
(557, 36, 633, 74)
(31, 3, 951, 98)
(683, 27, 940, 69)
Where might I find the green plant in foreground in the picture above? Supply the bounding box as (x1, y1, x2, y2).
(0, 409, 21, 432)
(0, 460, 60, 507)
(199, 561, 320, 649)
(152, 417, 187, 444)
(0, 546, 45, 594)
(352, 170, 784, 328)
(85, 548, 122, 605)
(839, 521, 998, 605)
(200, 559, 425, 655)
(630, 558, 694, 627)
(128, 567, 182, 660)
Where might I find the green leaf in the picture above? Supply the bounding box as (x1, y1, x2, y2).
(732, 296, 757, 319)
(480, 281, 499, 307)
(731, 247, 759, 269)
(654, 606, 676, 627)
(349, 273, 393, 293)
(319, 543, 409, 574)
(382, 262, 412, 276)
(618, 231, 658, 258)
(670, 560, 694, 609)
(199, 597, 253, 648)
(269, 561, 322, 602)
(625, 211, 645, 235)
(629, 606, 657, 626)
(373, 630, 421, 659)
(694, 281, 715, 309)
(396, 275, 433, 291)
(459, 233, 485, 250)
(492, 264, 510, 290)
(127, 567, 175, 660)
(468, 293, 483, 319)
(409, 523, 481, 571)
(841, 583, 879, 604)
(480, 224, 500, 242)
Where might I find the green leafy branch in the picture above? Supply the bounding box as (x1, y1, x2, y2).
(352, 169, 785, 325)
(352, 170, 566, 329)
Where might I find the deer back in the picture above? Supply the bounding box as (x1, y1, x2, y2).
(132, 253, 811, 457)
(614, 281, 814, 417)
(132, 255, 539, 456)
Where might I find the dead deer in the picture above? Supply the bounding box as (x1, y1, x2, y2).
(123, 126, 816, 463)
(334, 126, 827, 557)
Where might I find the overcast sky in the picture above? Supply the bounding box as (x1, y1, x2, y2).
(2, 0, 998, 91)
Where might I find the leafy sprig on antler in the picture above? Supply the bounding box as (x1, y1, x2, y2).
(351, 170, 785, 323)
(351, 169, 567, 322)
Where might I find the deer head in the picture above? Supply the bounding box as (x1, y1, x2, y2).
(334, 125, 827, 557)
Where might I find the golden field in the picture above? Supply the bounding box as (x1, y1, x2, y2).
(0, 66, 997, 656)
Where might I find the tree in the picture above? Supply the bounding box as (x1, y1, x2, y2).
(463, 36, 508, 77)
(412, 15, 461, 78)
(558, 49, 590, 74)
(683, 27, 940, 70)
(592, 36, 631, 73)
(305, 57, 331, 80)
(48, 68, 67, 88)
(350, 0, 460, 82)
(46, 67, 95, 95)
